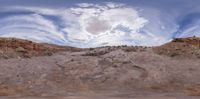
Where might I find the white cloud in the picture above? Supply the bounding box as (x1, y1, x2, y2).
(0, 3, 171, 48)
(0, 13, 67, 44)
(76, 3, 95, 8)
(176, 20, 200, 37)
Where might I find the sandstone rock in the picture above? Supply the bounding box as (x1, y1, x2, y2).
(0, 37, 199, 98)
(15, 47, 26, 52)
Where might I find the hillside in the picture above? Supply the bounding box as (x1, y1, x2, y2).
(0, 38, 81, 59)
(0, 37, 199, 99)
(154, 37, 200, 58)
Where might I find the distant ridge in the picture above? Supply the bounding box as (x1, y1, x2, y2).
(0, 37, 200, 59)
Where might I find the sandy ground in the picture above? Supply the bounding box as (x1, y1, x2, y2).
(0, 96, 199, 99)
(0, 91, 199, 99)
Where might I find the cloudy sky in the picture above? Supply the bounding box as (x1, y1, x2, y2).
(0, 0, 200, 48)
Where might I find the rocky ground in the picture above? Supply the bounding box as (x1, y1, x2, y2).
(0, 37, 199, 99)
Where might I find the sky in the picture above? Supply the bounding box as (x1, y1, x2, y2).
(0, 0, 200, 48)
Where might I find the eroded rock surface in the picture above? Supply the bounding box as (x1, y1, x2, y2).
(0, 37, 199, 98)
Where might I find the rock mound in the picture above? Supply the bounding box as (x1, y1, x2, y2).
(153, 37, 200, 58)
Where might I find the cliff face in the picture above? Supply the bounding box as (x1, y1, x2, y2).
(0, 37, 199, 98)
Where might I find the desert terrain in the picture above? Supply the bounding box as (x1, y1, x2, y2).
(0, 37, 199, 99)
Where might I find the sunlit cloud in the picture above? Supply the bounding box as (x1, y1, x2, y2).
(0, 2, 198, 48)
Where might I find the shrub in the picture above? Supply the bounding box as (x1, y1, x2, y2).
(170, 52, 179, 57)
